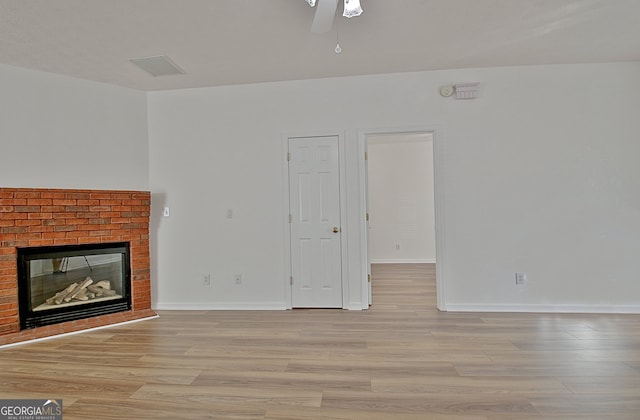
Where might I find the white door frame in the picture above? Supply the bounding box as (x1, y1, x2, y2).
(358, 125, 447, 311)
(282, 130, 349, 309)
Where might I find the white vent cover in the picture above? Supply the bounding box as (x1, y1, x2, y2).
(129, 55, 185, 77)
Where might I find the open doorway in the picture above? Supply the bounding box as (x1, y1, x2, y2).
(360, 128, 444, 309)
(368, 133, 435, 264)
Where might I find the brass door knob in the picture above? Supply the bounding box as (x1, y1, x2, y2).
(332, 227, 340, 233)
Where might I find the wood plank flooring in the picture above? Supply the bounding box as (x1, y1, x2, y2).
(1, 263, 640, 419)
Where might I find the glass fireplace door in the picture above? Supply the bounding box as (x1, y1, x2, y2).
(18, 242, 131, 329)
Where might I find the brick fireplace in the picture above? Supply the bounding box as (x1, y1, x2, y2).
(0, 188, 156, 345)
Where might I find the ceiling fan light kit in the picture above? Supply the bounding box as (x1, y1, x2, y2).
(343, 0, 363, 18)
(307, 0, 363, 52)
(306, 0, 364, 24)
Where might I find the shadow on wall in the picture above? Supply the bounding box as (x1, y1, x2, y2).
(150, 192, 167, 307)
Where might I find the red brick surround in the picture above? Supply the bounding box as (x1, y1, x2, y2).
(0, 188, 156, 345)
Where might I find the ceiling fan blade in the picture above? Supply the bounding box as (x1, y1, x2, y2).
(311, 0, 339, 33)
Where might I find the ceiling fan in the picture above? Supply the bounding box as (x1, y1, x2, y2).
(306, 0, 363, 33)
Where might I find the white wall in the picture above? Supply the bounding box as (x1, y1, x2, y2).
(7, 56, 637, 313)
(368, 134, 436, 263)
(148, 61, 640, 313)
(0, 64, 148, 190)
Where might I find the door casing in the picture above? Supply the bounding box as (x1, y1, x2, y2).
(358, 126, 446, 310)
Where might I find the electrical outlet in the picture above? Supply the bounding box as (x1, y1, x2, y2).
(202, 274, 211, 285)
(234, 274, 242, 285)
(515, 272, 527, 285)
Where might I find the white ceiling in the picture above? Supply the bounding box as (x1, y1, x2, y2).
(1, 0, 639, 91)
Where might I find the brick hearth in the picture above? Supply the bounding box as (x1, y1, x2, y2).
(0, 188, 156, 345)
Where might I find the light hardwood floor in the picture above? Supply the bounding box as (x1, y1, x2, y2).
(1, 263, 640, 419)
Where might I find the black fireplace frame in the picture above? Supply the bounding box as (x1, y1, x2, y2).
(17, 242, 132, 330)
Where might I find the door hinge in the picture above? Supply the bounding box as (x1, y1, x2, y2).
(288, 214, 292, 223)
(368, 274, 371, 283)
(364, 151, 368, 161)
(287, 152, 291, 162)
(290, 276, 294, 285)
(366, 212, 369, 222)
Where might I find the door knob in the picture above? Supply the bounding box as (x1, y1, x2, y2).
(332, 226, 340, 233)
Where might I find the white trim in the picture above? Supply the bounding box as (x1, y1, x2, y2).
(357, 131, 370, 308)
(281, 135, 292, 309)
(0, 314, 158, 349)
(282, 130, 350, 309)
(155, 303, 287, 310)
(444, 304, 640, 314)
(371, 259, 436, 264)
(337, 131, 349, 309)
(358, 125, 446, 311)
(343, 303, 365, 311)
(432, 127, 447, 311)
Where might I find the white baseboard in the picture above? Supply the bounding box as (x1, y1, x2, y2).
(444, 303, 640, 314)
(154, 302, 287, 311)
(155, 302, 367, 311)
(371, 259, 436, 264)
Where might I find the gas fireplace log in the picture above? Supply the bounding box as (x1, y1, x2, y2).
(47, 282, 78, 305)
(62, 277, 94, 303)
(74, 289, 89, 301)
(95, 280, 111, 290)
(101, 289, 117, 297)
(88, 287, 116, 298)
(87, 281, 116, 297)
(87, 281, 115, 297)
(87, 282, 111, 294)
(44, 278, 118, 306)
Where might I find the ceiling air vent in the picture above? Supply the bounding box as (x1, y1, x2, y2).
(128, 55, 185, 77)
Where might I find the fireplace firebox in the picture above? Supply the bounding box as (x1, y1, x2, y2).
(17, 242, 131, 330)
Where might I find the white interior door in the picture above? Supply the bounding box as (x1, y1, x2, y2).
(289, 136, 343, 308)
